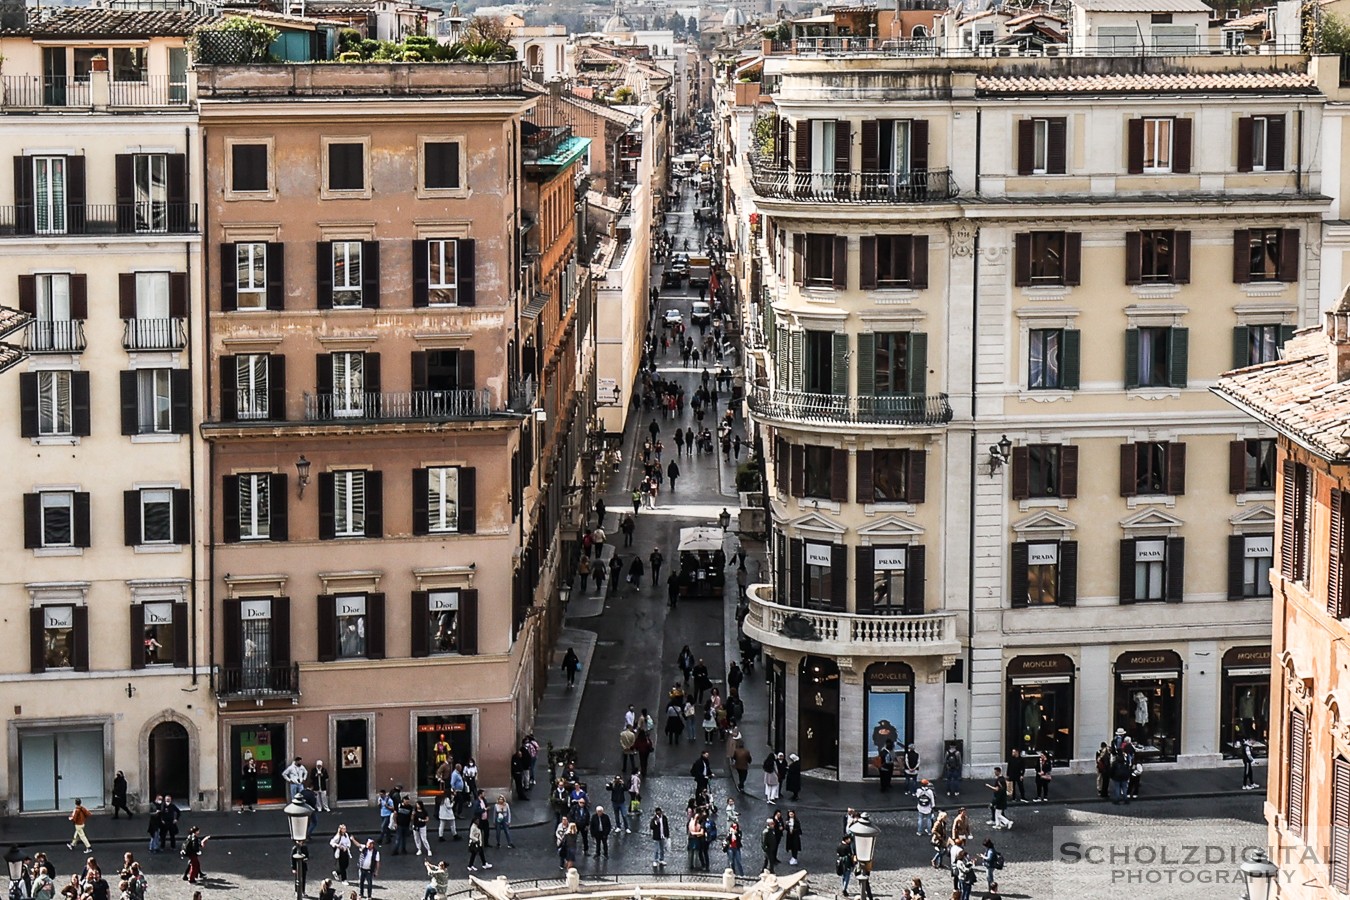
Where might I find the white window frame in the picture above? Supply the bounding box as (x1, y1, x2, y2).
(33, 155, 67, 235)
(40, 491, 75, 548)
(42, 604, 76, 669)
(428, 239, 459, 304)
(1134, 539, 1166, 601)
(137, 368, 172, 434)
(35, 274, 71, 322)
(140, 488, 174, 545)
(134, 271, 170, 320)
(334, 470, 366, 537)
(427, 466, 460, 534)
(133, 152, 168, 234)
(1251, 116, 1269, 172)
(1142, 118, 1173, 174)
(239, 473, 271, 541)
(1031, 118, 1049, 175)
(1026, 541, 1060, 605)
(332, 352, 364, 417)
(428, 590, 460, 655)
(871, 547, 907, 613)
(1242, 534, 1274, 598)
(236, 243, 267, 309)
(331, 241, 363, 308)
(236, 354, 269, 420)
(37, 370, 73, 436)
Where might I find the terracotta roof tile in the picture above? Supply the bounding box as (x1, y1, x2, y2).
(4, 8, 215, 37)
(1214, 333, 1350, 462)
(976, 71, 1317, 94)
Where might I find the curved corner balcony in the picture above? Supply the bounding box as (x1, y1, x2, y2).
(748, 157, 958, 204)
(748, 385, 952, 427)
(742, 584, 961, 659)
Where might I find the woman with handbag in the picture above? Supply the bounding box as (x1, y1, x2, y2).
(1034, 751, 1052, 802)
(329, 824, 354, 882)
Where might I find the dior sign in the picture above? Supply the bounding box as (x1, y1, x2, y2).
(338, 597, 366, 617)
(240, 599, 272, 620)
(144, 602, 173, 625)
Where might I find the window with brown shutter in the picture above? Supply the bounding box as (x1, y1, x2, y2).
(1331, 489, 1350, 619)
(1017, 117, 1067, 176)
(830, 448, 849, 501)
(1015, 232, 1078, 287)
(1280, 460, 1310, 584)
(1287, 707, 1308, 836)
(1333, 755, 1350, 890)
(790, 444, 805, 497)
(855, 450, 874, 503)
(1238, 115, 1287, 173)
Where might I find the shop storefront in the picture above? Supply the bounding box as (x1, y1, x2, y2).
(1113, 649, 1182, 762)
(1005, 654, 1075, 765)
(1220, 646, 1271, 759)
(18, 726, 106, 812)
(415, 714, 473, 795)
(797, 656, 839, 771)
(230, 723, 288, 805)
(863, 662, 914, 778)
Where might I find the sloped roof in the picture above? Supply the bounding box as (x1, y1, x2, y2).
(976, 71, 1317, 94)
(1074, 0, 1210, 11)
(224, 9, 349, 28)
(1214, 330, 1350, 463)
(3, 8, 216, 37)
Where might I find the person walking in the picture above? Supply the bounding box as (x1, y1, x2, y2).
(1036, 750, 1054, 802)
(690, 751, 713, 793)
(621, 513, 636, 548)
(330, 825, 355, 883)
(650, 808, 670, 868)
(783, 810, 804, 866)
(1241, 738, 1259, 790)
(562, 647, 580, 688)
(180, 827, 208, 885)
(593, 562, 607, 598)
(111, 772, 133, 820)
(67, 798, 92, 853)
(591, 805, 612, 859)
(356, 840, 379, 900)
(393, 796, 414, 855)
(985, 768, 1013, 830)
(628, 555, 645, 591)
(667, 459, 680, 492)
(929, 811, 949, 870)
(413, 801, 432, 856)
(732, 740, 752, 793)
(239, 759, 259, 813)
(649, 548, 664, 584)
(466, 819, 490, 871)
(592, 525, 607, 558)
(903, 744, 921, 794)
(577, 556, 592, 593)
(954, 849, 977, 900)
(667, 570, 680, 608)
(437, 792, 457, 842)
(608, 555, 623, 596)
(915, 779, 936, 836)
(836, 834, 855, 896)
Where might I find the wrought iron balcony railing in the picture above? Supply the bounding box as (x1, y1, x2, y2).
(748, 385, 952, 426)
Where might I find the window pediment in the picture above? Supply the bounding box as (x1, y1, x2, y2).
(1011, 510, 1076, 538)
(1119, 507, 1184, 536)
(1229, 504, 1276, 533)
(856, 515, 924, 544)
(787, 512, 847, 538)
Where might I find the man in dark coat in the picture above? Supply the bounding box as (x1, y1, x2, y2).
(784, 754, 802, 801)
(760, 818, 778, 873)
(691, 751, 713, 793)
(112, 771, 132, 819)
(590, 805, 613, 858)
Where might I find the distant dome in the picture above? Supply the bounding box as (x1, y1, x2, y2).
(723, 7, 747, 28)
(604, 10, 632, 32)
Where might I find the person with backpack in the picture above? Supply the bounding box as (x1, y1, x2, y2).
(180, 826, 209, 885)
(953, 848, 978, 900)
(981, 838, 1004, 891)
(942, 746, 963, 797)
(914, 779, 936, 836)
(562, 647, 581, 689)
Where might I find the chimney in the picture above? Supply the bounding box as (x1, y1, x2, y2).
(1327, 283, 1350, 382)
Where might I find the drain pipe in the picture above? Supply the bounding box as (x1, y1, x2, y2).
(965, 230, 980, 733)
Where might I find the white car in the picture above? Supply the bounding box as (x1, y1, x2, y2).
(663, 308, 684, 327)
(690, 302, 712, 325)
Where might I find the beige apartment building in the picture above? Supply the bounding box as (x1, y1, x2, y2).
(725, 4, 1320, 778)
(196, 60, 540, 804)
(0, 10, 216, 812)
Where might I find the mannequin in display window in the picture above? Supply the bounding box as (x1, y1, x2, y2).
(1022, 698, 1044, 749)
(1133, 691, 1149, 727)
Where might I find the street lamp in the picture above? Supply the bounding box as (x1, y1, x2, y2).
(559, 583, 572, 608)
(1238, 849, 1278, 900)
(283, 798, 313, 900)
(848, 812, 880, 900)
(295, 456, 312, 499)
(4, 845, 25, 890)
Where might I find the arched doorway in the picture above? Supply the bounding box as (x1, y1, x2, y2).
(148, 721, 190, 800)
(798, 656, 840, 771)
(526, 44, 543, 69)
